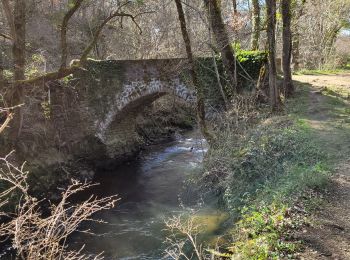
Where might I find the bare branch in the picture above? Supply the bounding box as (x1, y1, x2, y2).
(80, 10, 142, 63)
(1, 0, 16, 41)
(60, 0, 84, 70)
(0, 32, 12, 41)
(9, 1, 143, 86)
(0, 154, 119, 259)
(0, 112, 13, 134)
(15, 65, 80, 86)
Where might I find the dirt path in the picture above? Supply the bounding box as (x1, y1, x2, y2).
(292, 73, 350, 260)
(294, 73, 350, 89)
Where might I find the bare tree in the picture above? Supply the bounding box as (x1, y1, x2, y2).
(251, 0, 260, 50)
(0, 46, 4, 93)
(174, 0, 214, 144)
(203, 0, 239, 93)
(291, 0, 306, 71)
(60, 0, 84, 70)
(0, 0, 144, 142)
(282, 0, 294, 97)
(232, 0, 238, 14)
(6, 0, 26, 140)
(1, 0, 16, 40)
(266, 0, 280, 110)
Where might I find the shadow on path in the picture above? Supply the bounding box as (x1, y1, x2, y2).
(291, 74, 350, 259)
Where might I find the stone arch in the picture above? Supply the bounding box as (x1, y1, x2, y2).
(94, 77, 195, 157)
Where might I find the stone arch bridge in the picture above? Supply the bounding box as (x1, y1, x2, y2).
(50, 59, 196, 162)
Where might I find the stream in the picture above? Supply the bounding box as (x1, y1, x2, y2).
(69, 131, 211, 259)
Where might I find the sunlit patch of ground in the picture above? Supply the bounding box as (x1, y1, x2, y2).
(291, 73, 350, 259)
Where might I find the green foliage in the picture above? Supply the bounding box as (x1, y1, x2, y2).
(235, 49, 268, 82)
(41, 101, 51, 119)
(229, 203, 300, 259)
(190, 49, 267, 106)
(3, 70, 13, 80)
(206, 117, 328, 213)
(25, 54, 46, 79)
(193, 57, 226, 106)
(203, 112, 331, 258)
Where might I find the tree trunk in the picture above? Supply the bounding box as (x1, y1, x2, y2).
(232, 0, 237, 14)
(292, 32, 300, 71)
(174, 0, 214, 144)
(1, 0, 16, 40)
(282, 0, 294, 97)
(251, 0, 260, 50)
(0, 48, 4, 94)
(292, 0, 306, 71)
(266, 0, 280, 110)
(11, 0, 26, 139)
(204, 0, 239, 93)
(211, 51, 228, 109)
(60, 0, 84, 70)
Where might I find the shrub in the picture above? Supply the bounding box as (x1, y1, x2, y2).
(0, 152, 118, 259)
(204, 116, 329, 214)
(202, 115, 330, 259)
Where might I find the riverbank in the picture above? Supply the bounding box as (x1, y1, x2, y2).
(199, 73, 350, 258)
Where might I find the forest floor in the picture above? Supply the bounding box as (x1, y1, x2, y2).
(291, 73, 350, 259)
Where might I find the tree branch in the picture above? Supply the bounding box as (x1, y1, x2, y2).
(10, 1, 143, 86)
(1, 0, 16, 41)
(80, 10, 142, 63)
(0, 32, 12, 41)
(0, 112, 12, 134)
(60, 0, 84, 70)
(15, 66, 80, 86)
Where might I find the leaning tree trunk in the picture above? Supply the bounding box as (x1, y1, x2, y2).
(282, 0, 294, 97)
(266, 0, 280, 110)
(204, 0, 239, 93)
(10, 0, 26, 140)
(251, 0, 260, 50)
(174, 0, 214, 144)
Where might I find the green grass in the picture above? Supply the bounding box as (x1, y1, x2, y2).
(293, 67, 350, 75)
(228, 203, 301, 259)
(203, 116, 331, 258)
(202, 77, 350, 259)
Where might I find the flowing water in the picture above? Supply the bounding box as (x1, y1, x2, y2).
(69, 131, 210, 259)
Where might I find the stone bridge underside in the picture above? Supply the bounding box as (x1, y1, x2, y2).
(71, 58, 195, 160)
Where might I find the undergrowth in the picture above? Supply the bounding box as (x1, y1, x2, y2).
(165, 72, 349, 260)
(202, 100, 331, 259)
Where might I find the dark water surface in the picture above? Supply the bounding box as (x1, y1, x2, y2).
(69, 131, 208, 259)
